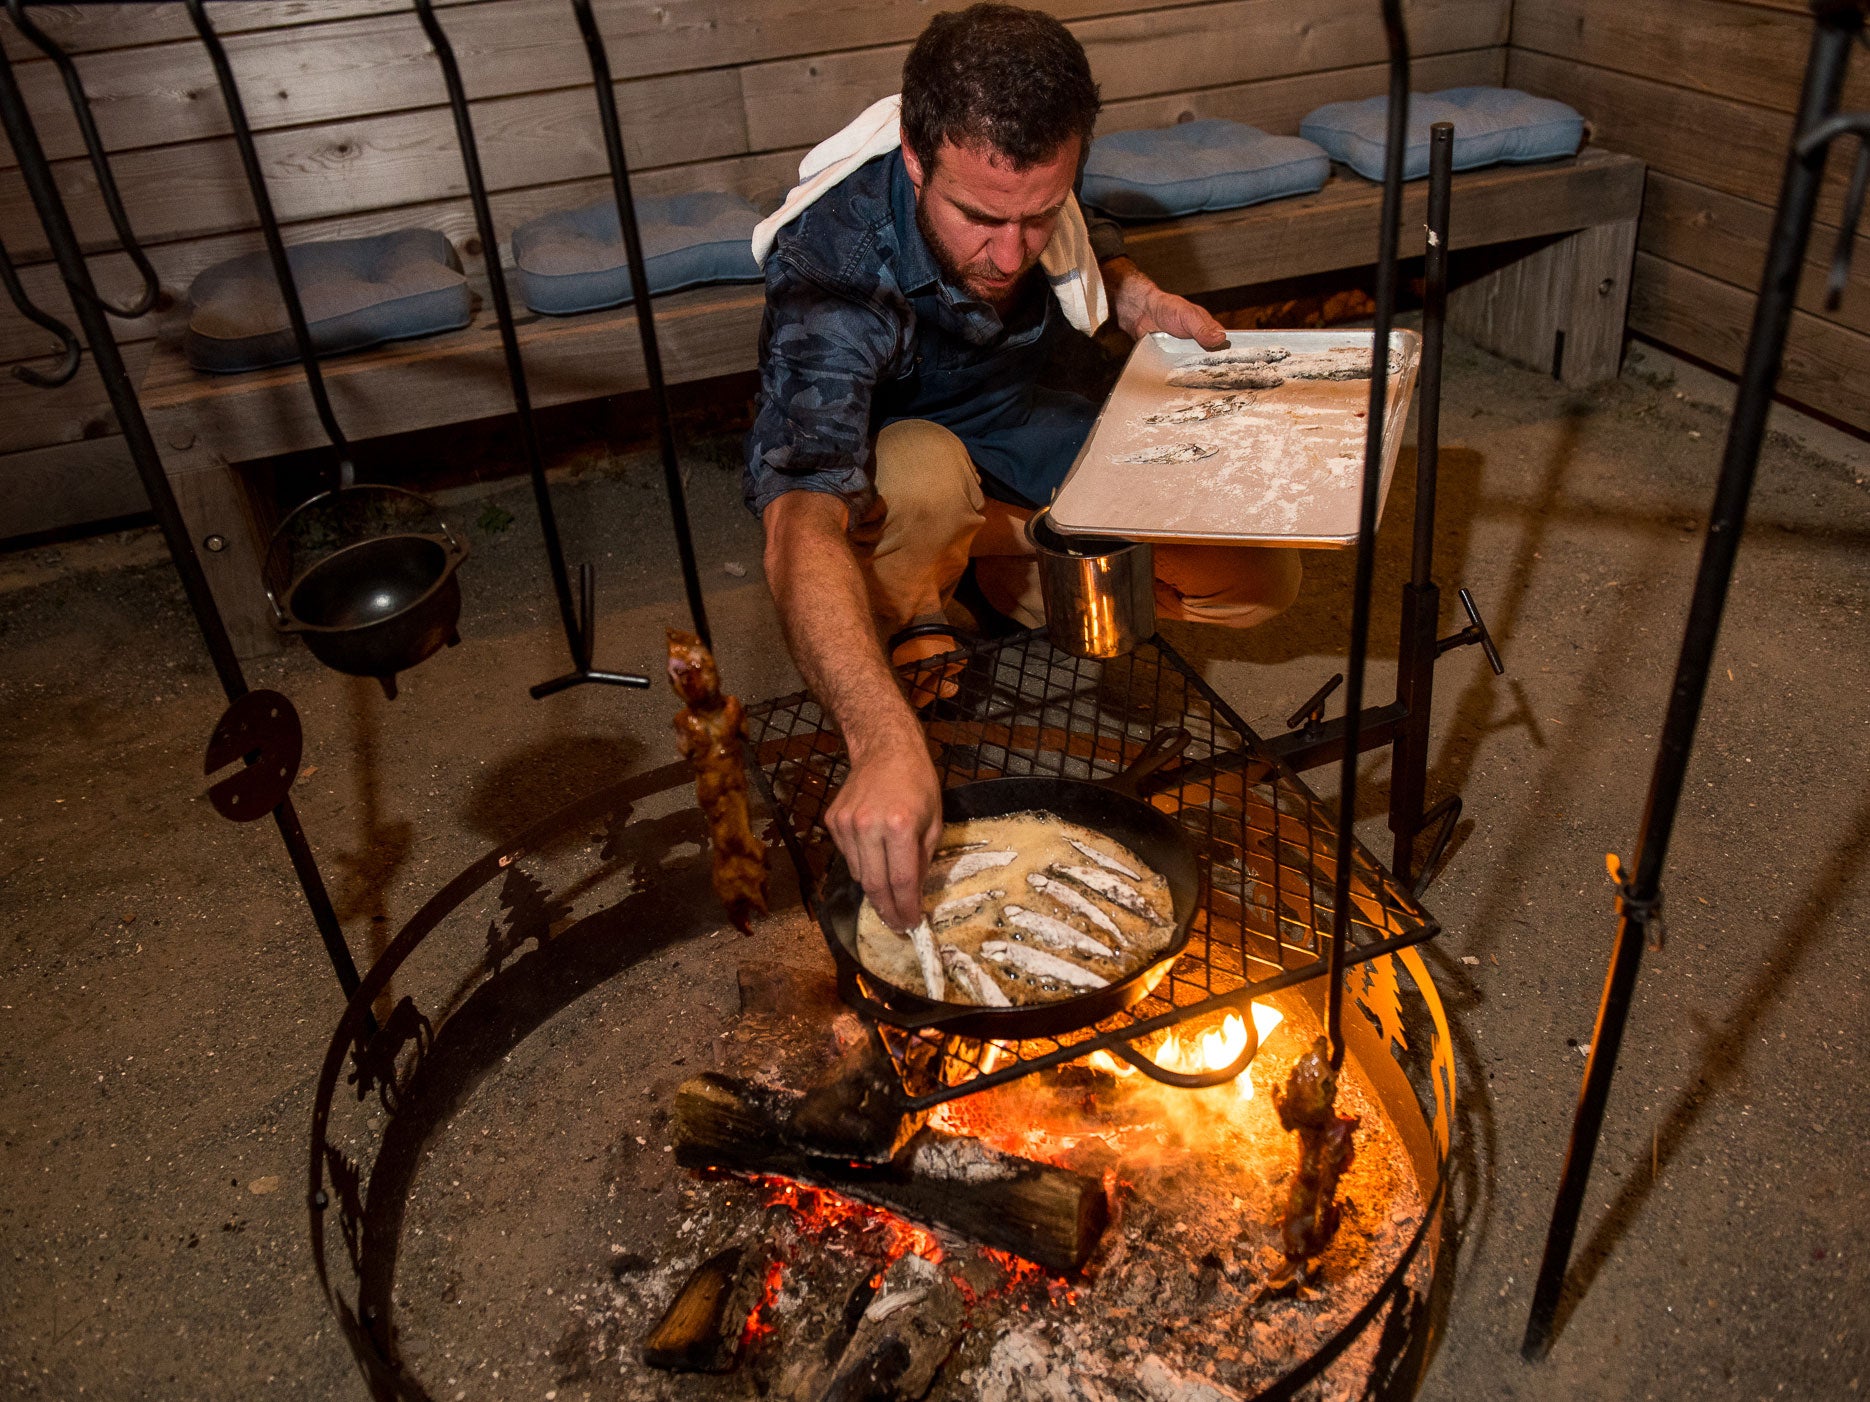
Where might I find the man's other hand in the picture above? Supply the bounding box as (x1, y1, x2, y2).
(1102, 255, 1228, 349)
(825, 731, 943, 932)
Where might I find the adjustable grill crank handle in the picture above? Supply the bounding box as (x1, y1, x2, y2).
(1435, 587, 1504, 674)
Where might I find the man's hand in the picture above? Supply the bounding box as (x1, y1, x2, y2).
(1102, 255, 1228, 349)
(763, 489, 942, 931)
(825, 729, 943, 932)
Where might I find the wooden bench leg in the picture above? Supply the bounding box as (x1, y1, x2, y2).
(1448, 217, 1639, 389)
(159, 438, 283, 660)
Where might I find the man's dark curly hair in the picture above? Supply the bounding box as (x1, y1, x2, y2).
(901, 5, 1101, 173)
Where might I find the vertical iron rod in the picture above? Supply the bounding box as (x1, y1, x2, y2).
(1521, 5, 1860, 1360)
(1326, 0, 1410, 1068)
(1388, 121, 1455, 884)
(185, 0, 355, 485)
(410, 0, 603, 681)
(1410, 122, 1453, 593)
(0, 38, 361, 1000)
(569, 0, 713, 649)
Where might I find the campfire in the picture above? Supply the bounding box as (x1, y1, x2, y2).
(308, 636, 1452, 1402)
(568, 960, 1431, 1402)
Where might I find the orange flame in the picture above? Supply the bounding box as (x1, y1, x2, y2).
(1088, 1002, 1284, 1098)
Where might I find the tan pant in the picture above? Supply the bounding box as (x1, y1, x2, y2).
(852, 419, 1303, 636)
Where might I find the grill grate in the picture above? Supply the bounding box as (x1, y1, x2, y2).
(746, 631, 1438, 1107)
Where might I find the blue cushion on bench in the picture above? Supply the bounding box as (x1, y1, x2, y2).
(184, 229, 471, 374)
(1300, 87, 1585, 182)
(511, 191, 764, 316)
(1079, 120, 1330, 219)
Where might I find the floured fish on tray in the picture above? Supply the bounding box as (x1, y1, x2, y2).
(1115, 442, 1217, 465)
(854, 812, 1176, 1006)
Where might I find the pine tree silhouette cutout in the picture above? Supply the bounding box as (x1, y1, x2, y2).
(485, 865, 572, 974)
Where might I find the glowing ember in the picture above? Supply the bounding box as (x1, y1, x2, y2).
(1087, 1002, 1284, 1097)
(757, 1178, 944, 1265)
(739, 1258, 785, 1347)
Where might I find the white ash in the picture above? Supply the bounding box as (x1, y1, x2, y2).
(905, 1136, 1020, 1183)
(973, 1328, 1126, 1402)
(1139, 1352, 1246, 1402)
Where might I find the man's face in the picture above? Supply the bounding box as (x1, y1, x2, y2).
(903, 136, 1081, 307)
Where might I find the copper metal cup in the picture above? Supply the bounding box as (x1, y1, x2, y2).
(1026, 506, 1155, 658)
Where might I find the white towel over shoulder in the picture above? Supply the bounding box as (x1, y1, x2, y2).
(750, 94, 1108, 335)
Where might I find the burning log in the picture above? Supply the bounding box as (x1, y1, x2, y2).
(675, 1073, 1110, 1274)
(642, 1244, 766, 1372)
(1272, 1036, 1358, 1260)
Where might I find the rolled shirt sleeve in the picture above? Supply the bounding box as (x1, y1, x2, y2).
(742, 254, 906, 519)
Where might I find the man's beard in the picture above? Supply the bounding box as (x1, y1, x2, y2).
(915, 200, 1036, 306)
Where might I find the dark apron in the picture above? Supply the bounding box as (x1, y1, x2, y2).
(872, 281, 1098, 510)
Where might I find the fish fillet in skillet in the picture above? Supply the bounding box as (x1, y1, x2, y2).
(854, 812, 1174, 1006)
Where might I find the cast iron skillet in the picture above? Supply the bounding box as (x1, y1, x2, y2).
(819, 728, 1200, 1041)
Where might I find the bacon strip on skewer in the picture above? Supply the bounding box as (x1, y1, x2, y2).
(667, 629, 768, 934)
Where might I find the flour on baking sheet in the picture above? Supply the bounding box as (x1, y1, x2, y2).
(1050, 329, 1418, 544)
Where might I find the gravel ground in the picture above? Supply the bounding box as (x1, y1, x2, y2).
(0, 339, 1864, 1401)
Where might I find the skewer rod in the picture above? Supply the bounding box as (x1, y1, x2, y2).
(1325, 0, 1410, 1069)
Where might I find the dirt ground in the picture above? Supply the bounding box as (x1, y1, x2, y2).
(1, 337, 1865, 1401)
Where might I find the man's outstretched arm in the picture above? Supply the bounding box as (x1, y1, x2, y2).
(762, 490, 942, 931)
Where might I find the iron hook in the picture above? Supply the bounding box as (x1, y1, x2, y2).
(1825, 136, 1868, 310)
(0, 232, 81, 386)
(5, 0, 162, 319)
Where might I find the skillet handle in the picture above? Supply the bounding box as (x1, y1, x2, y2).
(1105, 1011, 1259, 1088)
(1101, 726, 1191, 800)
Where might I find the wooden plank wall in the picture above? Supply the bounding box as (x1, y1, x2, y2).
(1508, 0, 1870, 432)
(0, 0, 1509, 539)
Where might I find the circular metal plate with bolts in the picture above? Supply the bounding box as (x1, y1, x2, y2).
(203, 689, 303, 821)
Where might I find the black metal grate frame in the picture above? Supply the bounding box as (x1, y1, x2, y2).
(747, 630, 1440, 1109)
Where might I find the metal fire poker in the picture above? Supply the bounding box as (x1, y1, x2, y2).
(1521, 0, 1870, 1359)
(0, 34, 365, 1001)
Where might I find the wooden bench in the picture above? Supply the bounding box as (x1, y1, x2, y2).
(139, 146, 1643, 656)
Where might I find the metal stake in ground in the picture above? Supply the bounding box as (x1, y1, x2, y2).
(1521, 0, 1866, 1359)
(411, 0, 653, 697)
(570, 0, 714, 652)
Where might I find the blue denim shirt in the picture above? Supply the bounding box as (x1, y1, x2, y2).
(743, 150, 1124, 518)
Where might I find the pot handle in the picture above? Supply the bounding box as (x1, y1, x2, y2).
(264, 585, 298, 633)
(1100, 726, 1191, 800)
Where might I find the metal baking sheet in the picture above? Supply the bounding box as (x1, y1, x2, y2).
(1047, 328, 1421, 548)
